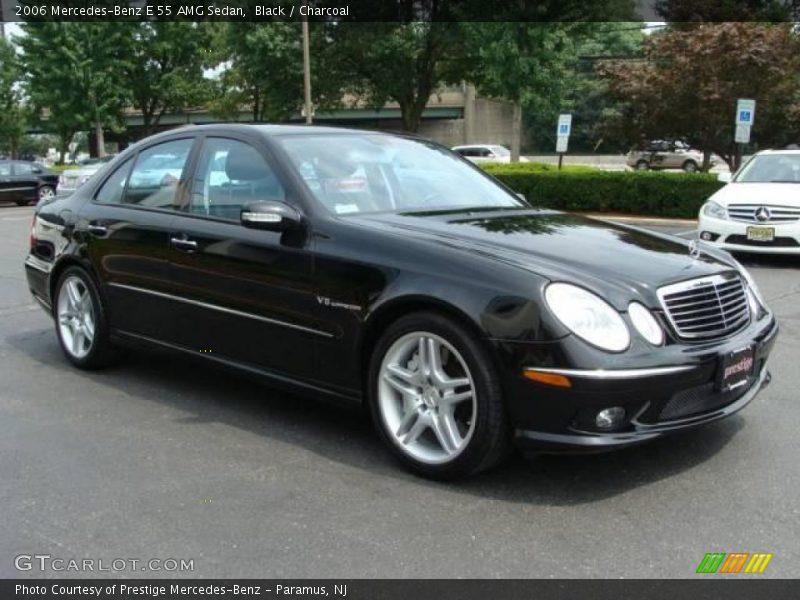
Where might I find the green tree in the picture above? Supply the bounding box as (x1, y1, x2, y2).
(331, 22, 471, 133)
(0, 38, 27, 159)
(130, 22, 214, 137)
(212, 22, 341, 123)
(20, 22, 134, 159)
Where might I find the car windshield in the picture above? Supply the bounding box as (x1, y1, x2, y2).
(736, 154, 800, 183)
(279, 134, 524, 215)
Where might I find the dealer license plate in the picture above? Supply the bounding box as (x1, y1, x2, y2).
(717, 346, 755, 391)
(746, 226, 775, 242)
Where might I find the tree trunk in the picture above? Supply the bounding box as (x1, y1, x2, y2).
(95, 122, 106, 158)
(400, 101, 423, 133)
(511, 102, 522, 163)
(702, 150, 712, 172)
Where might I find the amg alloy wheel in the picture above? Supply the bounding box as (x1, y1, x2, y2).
(378, 332, 477, 464)
(370, 312, 510, 479)
(54, 267, 117, 369)
(57, 274, 96, 360)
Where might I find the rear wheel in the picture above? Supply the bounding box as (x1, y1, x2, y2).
(369, 312, 510, 479)
(682, 160, 699, 173)
(635, 160, 649, 171)
(54, 267, 117, 369)
(38, 185, 55, 204)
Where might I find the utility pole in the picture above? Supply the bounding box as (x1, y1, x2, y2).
(302, 19, 313, 124)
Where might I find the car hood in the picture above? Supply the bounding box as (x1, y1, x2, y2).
(710, 182, 800, 206)
(354, 208, 736, 308)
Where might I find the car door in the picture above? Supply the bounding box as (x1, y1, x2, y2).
(11, 161, 40, 204)
(0, 162, 13, 202)
(167, 135, 319, 381)
(77, 137, 198, 343)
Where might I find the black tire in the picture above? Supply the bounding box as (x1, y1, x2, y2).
(368, 311, 511, 479)
(682, 160, 698, 173)
(635, 160, 649, 171)
(53, 266, 118, 369)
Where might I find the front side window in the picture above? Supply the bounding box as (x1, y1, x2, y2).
(189, 138, 285, 221)
(279, 134, 523, 215)
(124, 139, 194, 209)
(95, 158, 133, 205)
(13, 162, 33, 175)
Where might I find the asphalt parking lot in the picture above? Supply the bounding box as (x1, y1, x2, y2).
(1, 202, 798, 579)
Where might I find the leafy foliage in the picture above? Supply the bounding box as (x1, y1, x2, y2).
(0, 38, 27, 158)
(129, 22, 214, 136)
(484, 164, 723, 218)
(19, 21, 134, 158)
(598, 23, 800, 169)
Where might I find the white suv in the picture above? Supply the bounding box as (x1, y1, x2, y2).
(698, 149, 800, 254)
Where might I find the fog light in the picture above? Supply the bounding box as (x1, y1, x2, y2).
(595, 407, 626, 430)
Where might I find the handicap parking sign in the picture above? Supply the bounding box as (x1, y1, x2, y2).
(559, 124, 569, 134)
(736, 99, 756, 126)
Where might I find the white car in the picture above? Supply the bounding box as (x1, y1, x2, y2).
(452, 144, 527, 164)
(698, 149, 800, 254)
(57, 155, 116, 199)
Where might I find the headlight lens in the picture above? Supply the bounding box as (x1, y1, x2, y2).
(545, 283, 630, 352)
(702, 200, 728, 220)
(730, 258, 766, 314)
(628, 302, 664, 346)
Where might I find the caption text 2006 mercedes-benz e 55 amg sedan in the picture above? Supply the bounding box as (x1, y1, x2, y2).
(24, 125, 778, 479)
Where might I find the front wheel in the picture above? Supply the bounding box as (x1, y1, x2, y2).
(682, 160, 699, 173)
(369, 312, 510, 479)
(54, 266, 118, 369)
(635, 160, 649, 171)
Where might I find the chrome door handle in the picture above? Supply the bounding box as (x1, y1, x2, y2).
(170, 236, 198, 252)
(87, 224, 108, 236)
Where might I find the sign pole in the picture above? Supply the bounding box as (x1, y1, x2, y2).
(734, 99, 755, 171)
(555, 114, 572, 171)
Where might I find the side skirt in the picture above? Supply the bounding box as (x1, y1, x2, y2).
(110, 329, 363, 408)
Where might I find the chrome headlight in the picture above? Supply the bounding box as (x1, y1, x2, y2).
(701, 200, 728, 220)
(628, 302, 664, 346)
(545, 283, 630, 352)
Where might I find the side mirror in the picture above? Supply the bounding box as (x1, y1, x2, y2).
(241, 201, 302, 231)
(717, 172, 732, 183)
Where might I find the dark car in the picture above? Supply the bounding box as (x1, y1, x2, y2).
(24, 125, 777, 479)
(0, 160, 58, 206)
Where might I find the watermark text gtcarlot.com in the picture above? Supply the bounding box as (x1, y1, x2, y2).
(14, 554, 194, 573)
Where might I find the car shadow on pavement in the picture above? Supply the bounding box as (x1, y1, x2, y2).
(8, 327, 744, 507)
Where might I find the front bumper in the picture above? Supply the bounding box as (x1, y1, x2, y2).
(698, 214, 800, 254)
(498, 314, 778, 453)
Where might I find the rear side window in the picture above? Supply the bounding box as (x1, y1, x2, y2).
(95, 158, 133, 205)
(124, 139, 193, 209)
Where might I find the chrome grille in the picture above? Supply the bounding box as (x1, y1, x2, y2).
(657, 273, 750, 340)
(727, 204, 800, 224)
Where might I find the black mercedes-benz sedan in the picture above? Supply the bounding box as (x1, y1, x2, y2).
(24, 125, 777, 479)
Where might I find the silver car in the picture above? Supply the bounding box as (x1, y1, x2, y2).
(56, 155, 117, 199)
(627, 140, 713, 173)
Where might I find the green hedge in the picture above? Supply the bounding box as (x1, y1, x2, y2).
(482, 164, 724, 219)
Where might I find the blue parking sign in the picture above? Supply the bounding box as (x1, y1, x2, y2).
(739, 110, 751, 123)
(559, 124, 569, 134)
(735, 99, 756, 126)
